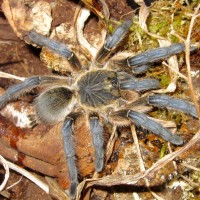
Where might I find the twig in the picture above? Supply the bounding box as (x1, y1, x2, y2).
(185, 5, 200, 118)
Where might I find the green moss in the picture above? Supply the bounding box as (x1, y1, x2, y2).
(127, 0, 199, 45)
(160, 73, 171, 88)
(148, 17, 170, 36)
(159, 143, 167, 158)
(107, 22, 114, 34)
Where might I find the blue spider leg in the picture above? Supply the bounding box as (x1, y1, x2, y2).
(132, 64, 151, 74)
(0, 76, 66, 109)
(120, 78, 160, 92)
(28, 31, 82, 71)
(148, 94, 198, 118)
(89, 116, 104, 172)
(95, 20, 132, 63)
(62, 117, 78, 198)
(126, 110, 184, 145)
(113, 43, 192, 68)
(127, 110, 184, 145)
(118, 72, 160, 92)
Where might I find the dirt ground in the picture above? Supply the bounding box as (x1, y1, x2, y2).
(0, 0, 200, 200)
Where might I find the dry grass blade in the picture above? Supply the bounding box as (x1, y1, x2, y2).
(180, 175, 200, 188)
(0, 71, 25, 81)
(181, 163, 200, 172)
(81, 0, 104, 20)
(0, 155, 10, 192)
(0, 157, 49, 193)
(45, 177, 70, 200)
(105, 125, 117, 164)
(6, 176, 23, 190)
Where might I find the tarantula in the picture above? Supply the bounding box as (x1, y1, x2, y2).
(0, 20, 198, 198)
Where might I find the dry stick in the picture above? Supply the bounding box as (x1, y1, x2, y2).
(0, 156, 49, 193)
(185, 5, 200, 119)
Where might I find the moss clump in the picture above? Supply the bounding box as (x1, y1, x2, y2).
(159, 143, 167, 158)
(127, 0, 199, 51)
(148, 0, 199, 40)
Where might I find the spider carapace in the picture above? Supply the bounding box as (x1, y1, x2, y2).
(77, 69, 119, 108)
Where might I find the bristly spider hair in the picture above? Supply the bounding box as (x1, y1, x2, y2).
(0, 20, 198, 198)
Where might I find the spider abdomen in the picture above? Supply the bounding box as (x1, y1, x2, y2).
(77, 69, 120, 108)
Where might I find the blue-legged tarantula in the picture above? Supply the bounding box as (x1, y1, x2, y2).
(0, 20, 198, 198)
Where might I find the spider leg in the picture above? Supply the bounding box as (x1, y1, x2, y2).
(113, 43, 194, 68)
(89, 115, 104, 172)
(95, 20, 132, 63)
(62, 117, 77, 198)
(148, 94, 198, 118)
(118, 72, 160, 92)
(132, 64, 150, 74)
(28, 31, 82, 71)
(0, 76, 67, 109)
(110, 110, 184, 145)
(127, 110, 183, 145)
